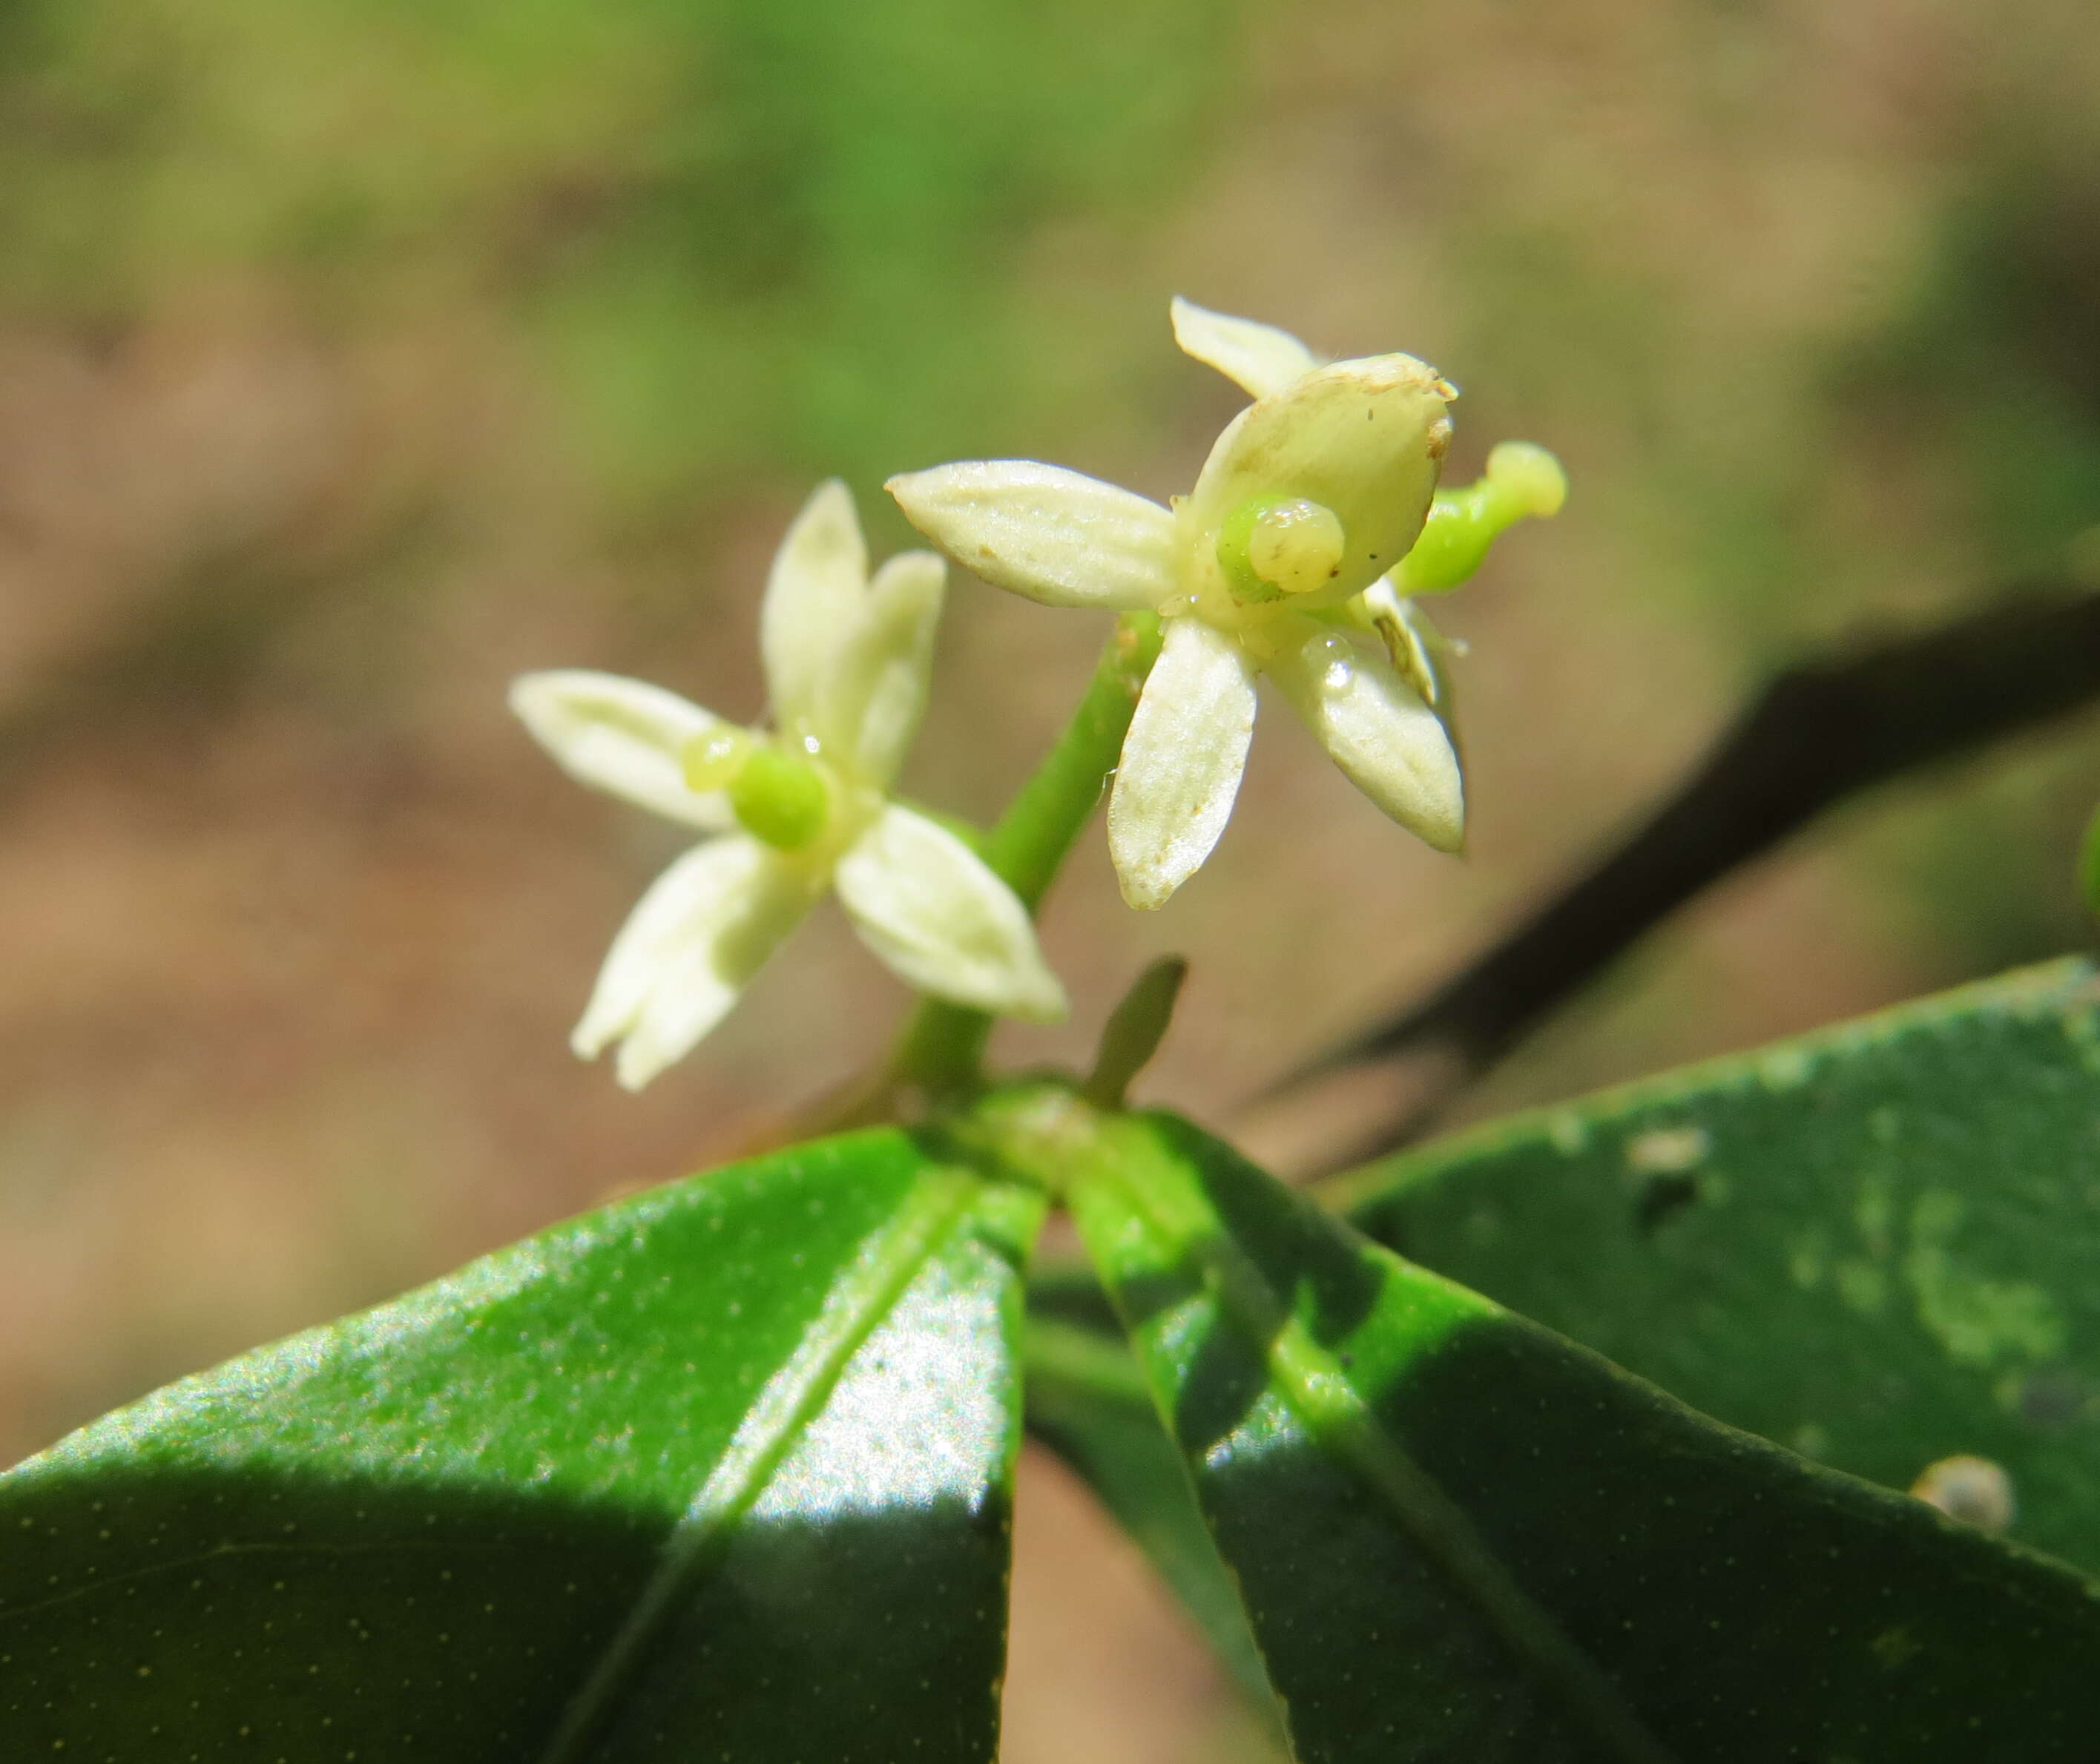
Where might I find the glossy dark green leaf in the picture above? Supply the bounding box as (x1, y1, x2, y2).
(1064, 1104, 2100, 1764)
(0, 1128, 1041, 1762)
(1326, 955, 2100, 1569)
(1021, 1274, 1277, 1714)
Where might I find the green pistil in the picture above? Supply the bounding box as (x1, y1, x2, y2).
(1215, 496, 1294, 602)
(729, 745, 831, 850)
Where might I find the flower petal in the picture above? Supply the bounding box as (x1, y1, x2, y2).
(886, 461, 1176, 611)
(1359, 577, 1455, 714)
(1170, 296, 1320, 400)
(1107, 615, 1257, 910)
(835, 804, 1067, 1020)
(510, 670, 736, 831)
(1184, 355, 1454, 608)
(763, 478, 869, 739)
(573, 835, 816, 1089)
(1266, 628, 1464, 852)
(817, 547, 945, 789)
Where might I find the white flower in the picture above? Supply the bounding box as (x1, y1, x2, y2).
(512, 481, 1067, 1089)
(887, 297, 1469, 911)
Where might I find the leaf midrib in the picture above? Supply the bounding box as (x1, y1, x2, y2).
(535, 1165, 978, 1764)
(1096, 1136, 1681, 1764)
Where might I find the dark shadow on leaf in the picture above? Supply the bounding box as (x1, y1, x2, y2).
(1089, 1111, 2100, 1760)
(1188, 1301, 2100, 1763)
(1021, 1260, 1124, 1337)
(1631, 1172, 1699, 1235)
(1149, 1113, 1383, 1352)
(0, 1460, 1007, 1762)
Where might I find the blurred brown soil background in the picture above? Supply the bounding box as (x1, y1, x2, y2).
(1, 0, 2097, 1757)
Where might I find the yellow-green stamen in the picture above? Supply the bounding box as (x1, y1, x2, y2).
(1395, 441, 1567, 594)
(682, 726, 756, 793)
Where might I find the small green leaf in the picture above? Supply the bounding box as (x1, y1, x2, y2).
(0, 1129, 1042, 1761)
(1067, 1107, 2100, 1763)
(1326, 956, 2100, 1569)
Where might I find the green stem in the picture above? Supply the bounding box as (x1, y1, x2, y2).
(891, 611, 1162, 1096)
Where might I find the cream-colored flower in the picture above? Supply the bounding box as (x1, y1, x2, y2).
(513, 481, 1066, 1089)
(889, 298, 1475, 910)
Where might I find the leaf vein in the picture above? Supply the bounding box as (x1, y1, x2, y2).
(534, 1165, 978, 1764)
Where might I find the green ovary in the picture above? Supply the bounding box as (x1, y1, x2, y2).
(1217, 495, 1346, 602)
(728, 745, 832, 850)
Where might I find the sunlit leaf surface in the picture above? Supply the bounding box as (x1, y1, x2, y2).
(1329, 957, 2100, 1569)
(0, 1129, 1040, 1762)
(1069, 1107, 2100, 1763)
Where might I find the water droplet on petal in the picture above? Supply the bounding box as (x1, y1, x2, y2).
(682, 726, 755, 792)
(1300, 631, 1357, 694)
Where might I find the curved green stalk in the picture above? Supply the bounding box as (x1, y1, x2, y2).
(891, 612, 1162, 1096)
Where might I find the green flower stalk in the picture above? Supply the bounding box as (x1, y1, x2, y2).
(2081, 803, 2100, 921)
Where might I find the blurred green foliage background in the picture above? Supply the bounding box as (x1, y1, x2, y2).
(0, 1, 2096, 1756)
